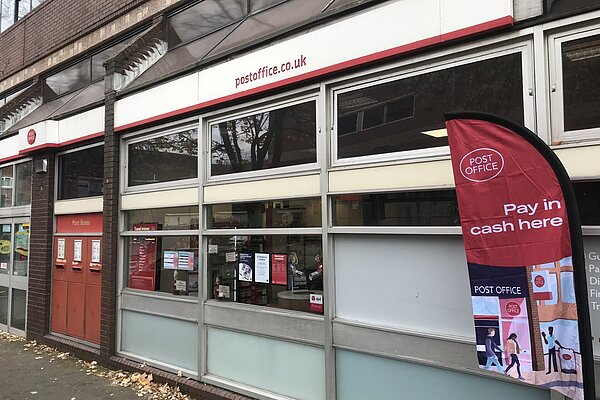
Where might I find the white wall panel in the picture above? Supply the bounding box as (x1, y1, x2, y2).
(334, 234, 474, 338)
(115, 73, 199, 128)
(57, 106, 105, 142)
(0, 135, 20, 161)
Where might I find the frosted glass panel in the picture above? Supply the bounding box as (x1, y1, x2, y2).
(336, 350, 549, 400)
(207, 328, 325, 400)
(121, 310, 198, 372)
(334, 235, 474, 337)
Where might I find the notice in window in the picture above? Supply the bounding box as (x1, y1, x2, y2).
(255, 253, 270, 284)
(238, 252, 253, 282)
(271, 254, 287, 285)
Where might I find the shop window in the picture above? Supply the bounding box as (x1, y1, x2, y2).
(207, 234, 323, 314)
(127, 127, 198, 187)
(333, 190, 460, 226)
(14, 162, 31, 206)
(551, 29, 600, 141)
(167, 0, 246, 47)
(209, 100, 317, 177)
(0, 161, 31, 208)
(124, 207, 200, 296)
(125, 206, 199, 231)
(335, 52, 524, 161)
(546, 0, 600, 16)
(208, 198, 321, 229)
(58, 146, 103, 200)
(0, 166, 13, 208)
(12, 223, 29, 277)
(574, 181, 600, 225)
(126, 235, 199, 296)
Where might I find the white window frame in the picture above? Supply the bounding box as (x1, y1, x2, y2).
(121, 119, 200, 194)
(0, 158, 33, 213)
(203, 89, 321, 183)
(549, 25, 600, 143)
(330, 41, 535, 167)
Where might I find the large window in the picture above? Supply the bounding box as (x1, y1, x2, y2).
(127, 127, 198, 187)
(551, 28, 600, 141)
(335, 52, 524, 161)
(57, 145, 103, 200)
(207, 198, 323, 314)
(209, 99, 317, 177)
(0, 161, 31, 208)
(333, 190, 460, 226)
(123, 207, 200, 296)
(0, 0, 44, 32)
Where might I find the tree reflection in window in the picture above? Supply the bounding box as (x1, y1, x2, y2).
(128, 129, 198, 186)
(211, 101, 316, 176)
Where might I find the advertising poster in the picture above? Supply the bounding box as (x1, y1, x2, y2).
(238, 252, 253, 282)
(271, 254, 288, 285)
(129, 223, 158, 291)
(177, 251, 195, 271)
(255, 253, 270, 283)
(446, 113, 593, 400)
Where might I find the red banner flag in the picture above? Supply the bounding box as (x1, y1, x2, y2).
(445, 112, 593, 400)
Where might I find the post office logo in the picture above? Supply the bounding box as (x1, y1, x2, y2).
(27, 129, 36, 145)
(459, 148, 504, 183)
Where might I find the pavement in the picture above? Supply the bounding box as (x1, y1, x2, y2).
(0, 331, 191, 400)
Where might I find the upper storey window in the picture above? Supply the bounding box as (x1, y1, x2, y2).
(1, 0, 44, 33)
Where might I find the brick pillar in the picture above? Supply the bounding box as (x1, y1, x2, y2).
(27, 153, 55, 342)
(100, 90, 118, 362)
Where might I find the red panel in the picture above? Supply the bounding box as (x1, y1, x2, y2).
(50, 280, 68, 335)
(56, 213, 103, 234)
(86, 237, 102, 286)
(85, 284, 101, 344)
(66, 282, 86, 339)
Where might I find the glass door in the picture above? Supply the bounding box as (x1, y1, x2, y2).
(0, 218, 30, 336)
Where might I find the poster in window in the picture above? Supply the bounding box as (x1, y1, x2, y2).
(238, 252, 253, 282)
(254, 253, 270, 283)
(271, 254, 287, 285)
(73, 240, 83, 262)
(91, 239, 101, 263)
(129, 223, 158, 291)
(446, 112, 593, 400)
(57, 238, 66, 260)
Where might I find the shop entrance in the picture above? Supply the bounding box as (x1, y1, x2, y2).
(51, 214, 102, 345)
(0, 218, 30, 336)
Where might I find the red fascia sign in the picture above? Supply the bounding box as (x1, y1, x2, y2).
(56, 213, 103, 234)
(446, 112, 593, 400)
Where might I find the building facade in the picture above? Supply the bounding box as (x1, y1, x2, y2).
(0, 0, 600, 399)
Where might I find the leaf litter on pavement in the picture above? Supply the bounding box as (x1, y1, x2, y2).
(1, 330, 191, 399)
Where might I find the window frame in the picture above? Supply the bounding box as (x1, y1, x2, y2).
(330, 41, 534, 167)
(549, 25, 600, 143)
(0, 158, 32, 212)
(203, 90, 321, 183)
(121, 119, 200, 194)
(54, 142, 104, 202)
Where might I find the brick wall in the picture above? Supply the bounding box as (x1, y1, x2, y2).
(100, 89, 118, 362)
(27, 152, 55, 342)
(0, 0, 147, 81)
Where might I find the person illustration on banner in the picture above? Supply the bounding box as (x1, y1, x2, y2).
(287, 251, 304, 290)
(504, 333, 525, 380)
(542, 326, 564, 374)
(309, 252, 324, 291)
(484, 328, 503, 372)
